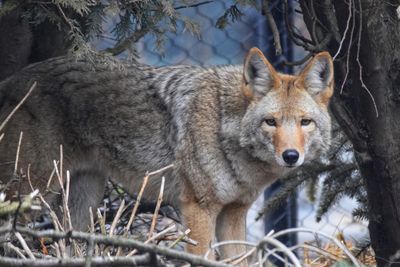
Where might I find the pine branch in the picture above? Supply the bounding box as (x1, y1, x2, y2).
(316, 163, 358, 221)
(216, 4, 244, 29)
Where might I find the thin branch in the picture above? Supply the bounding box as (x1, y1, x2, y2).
(45, 161, 58, 190)
(333, 0, 353, 60)
(124, 164, 173, 236)
(174, 0, 213, 10)
(310, 0, 319, 43)
(109, 199, 125, 237)
(282, 52, 313, 66)
(0, 254, 154, 267)
(271, 228, 361, 267)
(257, 237, 302, 267)
(355, 0, 379, 117)
(321, 0, 341, 43)
(128, 224, 176, 256)
(148, 176, 165, 240)
(205, 240, 256, 260)
(283, 0, 313, 49)
(14, 232, 35, 260)
(0, 82, 36, 133)
(168, 228, 191, 249)
(85, 237, 95, 267)
(284, 0, 332, 52)
(340, 0, 356, 94)
(3, 242, 27, 259)
(263, 0, 282, 56)
(148, 164, 174, 176)
(13, 132, 23, 175)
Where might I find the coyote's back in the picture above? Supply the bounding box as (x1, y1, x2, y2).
(0, 48, 334, 262)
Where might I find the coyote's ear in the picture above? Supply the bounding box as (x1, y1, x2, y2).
(299, 52, 334, 105)
(242, 47, 280, 100)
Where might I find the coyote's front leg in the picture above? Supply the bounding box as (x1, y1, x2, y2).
(180, 191, 221, 260)
(216, 203, 250, 266)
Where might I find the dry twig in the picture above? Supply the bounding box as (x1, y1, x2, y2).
(148, 176, 165, 240)
(0, 82, 36, 133)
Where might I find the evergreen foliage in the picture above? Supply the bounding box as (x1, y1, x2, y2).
(0, 0, 257, 58)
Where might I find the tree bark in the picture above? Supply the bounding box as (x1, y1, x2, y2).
(299, 0, 400, 265)
(356, 1, 400, 265)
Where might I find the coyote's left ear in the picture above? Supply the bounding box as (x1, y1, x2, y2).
(299, 52, 334, 105)
(242, 47, 280, 100)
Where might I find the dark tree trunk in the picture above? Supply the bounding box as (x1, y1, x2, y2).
(0, 6, 68, 81)
(355, 1, 400, 265)
(300, 0, 400, 265)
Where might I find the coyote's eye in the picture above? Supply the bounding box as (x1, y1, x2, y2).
(265, 119, 277, 126)
(301, 119, 312, 126)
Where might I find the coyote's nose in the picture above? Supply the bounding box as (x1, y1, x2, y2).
(282, 149, 299, 165)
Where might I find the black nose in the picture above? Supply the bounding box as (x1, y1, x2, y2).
(282, 149, 299, 165)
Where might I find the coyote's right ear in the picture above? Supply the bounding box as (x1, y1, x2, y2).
(299, 52, 334, 105)
(242, 47, 280, 100)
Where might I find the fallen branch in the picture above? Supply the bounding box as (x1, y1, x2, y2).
(0, 253, 158, 267)
(0, 225, 232, 267)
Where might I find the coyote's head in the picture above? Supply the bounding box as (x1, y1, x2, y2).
(239, 47, 334, 168)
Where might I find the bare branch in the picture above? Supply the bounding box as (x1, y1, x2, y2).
(262, 0, 282, 56)
(0, 254, 155, 267)
(148, 176, 165, 240)
(0, 226, 233, 267)
(13, 132, 23, 175)
(321, 0, 341, 43)
(174, 1, 213, 10)
(0, 82, 36, 133)
(14, 232, 35, 260)
(355, 0, 378, 117)
(282, 52, 313, 66)
(271, 228, 361, 266)
(340, 0, 356, 94)
(333, 0, 353, 60)
(109, 199, 125, 237)
(283, 0, 313, 49)
(284, 0, 332, 52)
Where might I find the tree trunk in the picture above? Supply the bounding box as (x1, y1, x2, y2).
(299, 0, 400, 265)
(0, 6, 68, 81)
(355, 1, 400, 265)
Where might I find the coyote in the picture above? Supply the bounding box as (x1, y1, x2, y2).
(0, 48, 333, 259)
